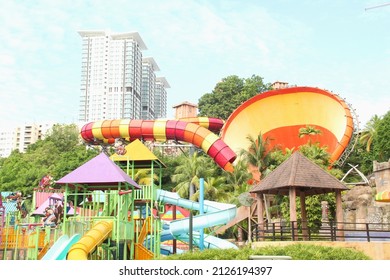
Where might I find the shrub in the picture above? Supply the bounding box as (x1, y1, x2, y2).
(159, 244, 370, 260)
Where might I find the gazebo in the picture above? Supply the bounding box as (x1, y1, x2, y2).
(250, 151, 348, 240)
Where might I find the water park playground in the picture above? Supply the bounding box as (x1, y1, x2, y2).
(0, 140, 237, 260)
(2, 86, 383, 260)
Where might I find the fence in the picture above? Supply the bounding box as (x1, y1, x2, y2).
(253, 220, 390, 242)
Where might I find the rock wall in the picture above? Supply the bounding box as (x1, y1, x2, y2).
(373, 159, 390, 193)
(342, 160, 390, 228)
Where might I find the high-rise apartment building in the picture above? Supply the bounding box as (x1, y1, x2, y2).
(78, 30, 146, 122)
(141, 57, 159, 120)
(0, 130, 15, 158)
(0, 123, 55, 157)
(14, 124, 40, 153)
(78, 30, 169, 123)
(155, 77, 170, 119)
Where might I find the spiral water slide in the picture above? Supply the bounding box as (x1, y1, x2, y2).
(221, 86, 355, 164)
(156, 189, 238, 251)
(80, 118, 236, 171)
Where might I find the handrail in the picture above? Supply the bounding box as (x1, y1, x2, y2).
(253, 220, 390, 242)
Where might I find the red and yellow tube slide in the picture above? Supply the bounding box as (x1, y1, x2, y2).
(80, 118, 236, 172)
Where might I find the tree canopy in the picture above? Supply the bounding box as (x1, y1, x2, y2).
(374, 110, 390, 161)
(198, 75, 271, 120)
(0, 124, 98, 197)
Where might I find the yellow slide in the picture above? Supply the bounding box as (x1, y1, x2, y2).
(67, 220, 113, 260)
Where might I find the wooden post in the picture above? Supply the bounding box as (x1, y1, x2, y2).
(289, 187, 297, 240)
(300, 191, 308, 240)
(335, 189, 344, 240)
(256, 192, 264, 241)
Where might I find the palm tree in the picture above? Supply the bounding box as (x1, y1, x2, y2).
(223, 159, 252, 193)
(191, 176, 231, 202)
(133, 169, 158, 185)
(299, 143, 330, 167)
(238, 133, 273, 181)
(298, 125, 322, 146)
(360, 114, 382, 152)
(171, 152, 213, 200)
(298, 125, 322, 138)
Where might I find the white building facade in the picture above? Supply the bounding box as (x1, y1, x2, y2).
(78, 30, 169, 123)
(0, 123, 55, 157)
(78, 30, 146, 122)
(154, 77, 170, 119)
(141, 57, 159, 120)
(0, 130, 15, 158)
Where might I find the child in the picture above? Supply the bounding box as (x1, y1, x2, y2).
(42, 208, 56, 226)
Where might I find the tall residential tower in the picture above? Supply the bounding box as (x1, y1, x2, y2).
(78, 30, 147, 122)
(141, 57, 159, 120)
(154, 77, 170, 119)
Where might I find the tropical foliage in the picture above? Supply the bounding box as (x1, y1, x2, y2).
(238, 133, 274, 181)
(198, 75, 271, 120)
(373, 110, 390, 161)
(359, 114, 381, 152)
(0, 124, 98, 197)
(171, 151, 216, 200)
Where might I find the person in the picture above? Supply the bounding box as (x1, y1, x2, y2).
(54, 200, 64, 224)
(39, 174, 54, 189)
(42, 208, 56, 226)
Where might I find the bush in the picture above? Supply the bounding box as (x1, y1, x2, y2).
(159, 244, 370, 260)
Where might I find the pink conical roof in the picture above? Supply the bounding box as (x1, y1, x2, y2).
(56, 153, 140, 189)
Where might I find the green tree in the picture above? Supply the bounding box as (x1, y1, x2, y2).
(152, 148, 183, 191)
(132, 169, 159, 185)
(171, 152, 214, 200)
(268, 148, 294, 171)
(299, 143, 331, 167)
(279, 193, 336, 231)
(198, 75, 271, 120)
(0, 123, 98, 197)
(223, 159, 252, 196)
(191, 176, 230, 202)
(341, 140, 375, 179)
(359, 115, 381, 152)
(238, 133, 274, 180)
(342, 111, 389, 176)
(298, 125, 322, 146)
(42, 123, 81, 152)
(374, 110, 390, 161)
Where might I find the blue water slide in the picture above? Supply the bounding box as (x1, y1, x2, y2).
(156, 189, 237, 252)
(41, 234, 81, 260)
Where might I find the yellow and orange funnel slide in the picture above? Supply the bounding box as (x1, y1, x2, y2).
(221, 86, 354, 164)
(67, 220, 113, 260)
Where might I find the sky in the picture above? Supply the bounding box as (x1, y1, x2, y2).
(0, 0, 389, 131)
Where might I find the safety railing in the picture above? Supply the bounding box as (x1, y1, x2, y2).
(253, 220, 390, 242)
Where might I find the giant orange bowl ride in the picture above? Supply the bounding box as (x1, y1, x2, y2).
(220, 86, 356, 164)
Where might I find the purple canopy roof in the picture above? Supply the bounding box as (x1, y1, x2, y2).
(56, 153, 140, 189)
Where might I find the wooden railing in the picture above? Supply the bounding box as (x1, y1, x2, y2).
(253, 221, 390, 242)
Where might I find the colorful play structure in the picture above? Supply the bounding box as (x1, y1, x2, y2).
(0, 86, 360, 260)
